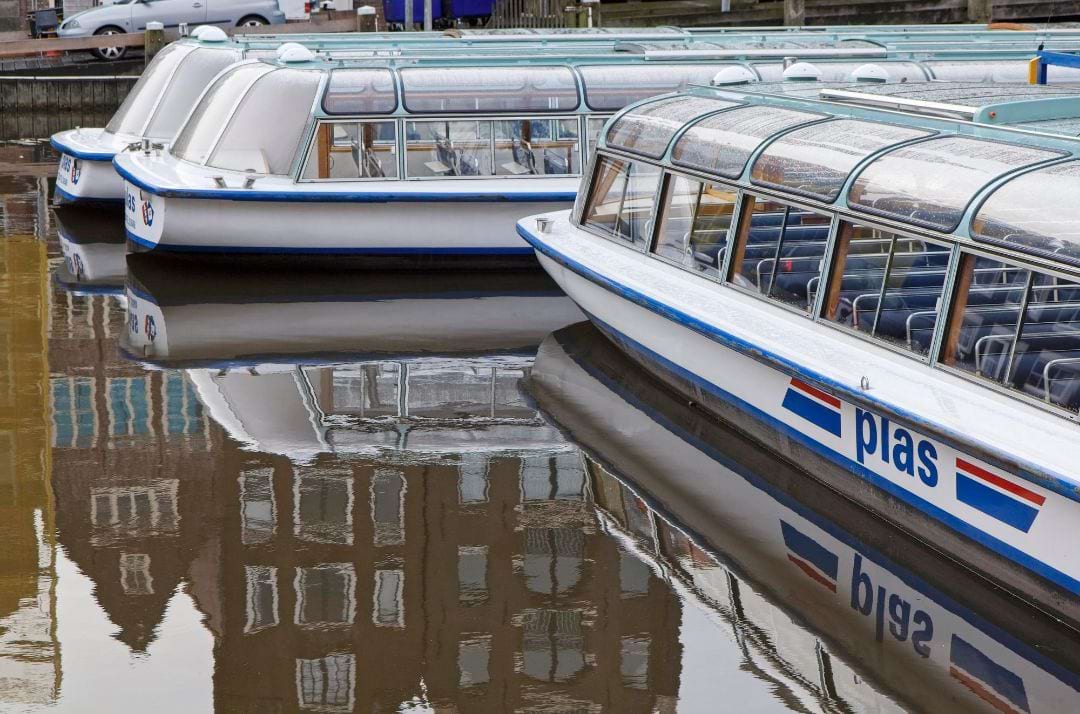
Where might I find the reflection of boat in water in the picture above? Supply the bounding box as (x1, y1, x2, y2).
(529, 323, 1080, 713)
(119, 262, 582, 460)
(122, 257, 583, 364)
(189, 357, 570, 461)
(53, 205, 127, 295)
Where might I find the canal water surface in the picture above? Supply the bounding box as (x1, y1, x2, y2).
(2, 140, 1080, 713)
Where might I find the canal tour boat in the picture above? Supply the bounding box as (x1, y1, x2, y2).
(529, 322, 1080, 707)
(120, 258, 582, 364)
(55, 24, 1080, 208)
(112, 45, 1080, 259)
(519, 81, 1080, 624)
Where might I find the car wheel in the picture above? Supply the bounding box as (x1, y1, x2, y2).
(237, 15, 269, 27)
(92, 26, 127, 61)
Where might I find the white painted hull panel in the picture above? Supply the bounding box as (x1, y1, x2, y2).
(529, 231, 1080, 605)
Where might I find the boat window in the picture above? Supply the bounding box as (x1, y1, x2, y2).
(206, 68, 322, 175)
(172, 63, 274, 167)
(672, 106, 825, 180)
(652, 173, 737, 278)
(143, 47, 244, 140)
(822, 221, 950, 355)
(302, 121, 398, 180)
(751, 120, 931, 202)
(605, 96, 737, 159)
(578, 64, 735, 112)
(322, 68, 398, 115)
(728, 194, 832, 312)
(586, 117, 608, 156)
(405, 120, 494, 177)
(400, 67, 578, 114)
(942, 254, 1080, 412)
(923, 60, 1069, 83)
(581, 155, 661, 248)
(971, 161, 1080, 268)
(848, 137, 1064, 233)
(494, 119, 580, 176)
(106, 42, 194, 136)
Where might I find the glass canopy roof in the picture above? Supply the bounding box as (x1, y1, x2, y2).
(847, 137, 1064, 232)
(578, 64, 727, 111)
(605, 96, 737, 159)
(750, 119, 932, 201)
(972, 161, 1080, 267)
(399, 66, 579, 113)
(671, 105, 824, 178)
(323, 68, 398, 115)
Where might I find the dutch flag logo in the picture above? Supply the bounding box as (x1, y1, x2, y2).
(781, 378, 842, 437)
(955, 458, 1045, 533)
(780, 520, 839, 593)
(949, 635, 1030, 713)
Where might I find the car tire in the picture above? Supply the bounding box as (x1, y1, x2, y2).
(236, 15, 269, 27)
(92, 26, 127, 61)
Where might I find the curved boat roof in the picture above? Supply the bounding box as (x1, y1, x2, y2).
(597, 79, 1080, 272)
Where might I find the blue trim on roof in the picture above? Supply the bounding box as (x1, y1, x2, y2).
(127, 229, 534, 256)
(517, 221, 1080, 504)
(50, 135, 118, 162)
(114, 161, 577, 203)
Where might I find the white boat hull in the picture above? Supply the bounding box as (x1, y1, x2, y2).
(123, 181, 570, 256)
(55, 155, 124, 203)
(522, 218, 1080, 624)
(531, 325, 1080, 712)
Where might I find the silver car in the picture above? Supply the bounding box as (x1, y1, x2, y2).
(58, 0, 286, 60)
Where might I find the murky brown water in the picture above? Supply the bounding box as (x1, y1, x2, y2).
(3, 140, 1080, 713)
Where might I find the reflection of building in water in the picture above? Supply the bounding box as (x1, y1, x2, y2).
(212, 445, 681, 712)
(0, 232, 60, 705)
(46, 268, 221, 652)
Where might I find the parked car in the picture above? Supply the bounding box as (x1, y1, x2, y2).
(58, 0, 286, 60)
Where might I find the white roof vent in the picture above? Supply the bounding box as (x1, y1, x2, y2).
(277, 43, 315, 63)
(196, 26, 228, 43)
(782, 61, 822, 82)
(850, 63, 890, 83)
(712, 66, 757, 86)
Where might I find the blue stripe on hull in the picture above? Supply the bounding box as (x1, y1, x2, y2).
(517, 223, 1080, 504)
(956, 474, 1040, 533)
(782, 389, 842, 437)
(951, 635, 1031, 712)
(54, 185, 123, 205)
(126, 229, 535, 256)
(114, 162, 576, 203)
(779, 520, 839, 580)
(576, 306, 1080, 597)
(50, 137, 116, 162)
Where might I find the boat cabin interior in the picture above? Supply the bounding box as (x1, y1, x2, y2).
(577, 81, 1080, 418)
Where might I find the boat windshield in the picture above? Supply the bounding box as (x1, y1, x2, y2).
(143, 47, 243, 140)
(170, 64, 322, 174)
(971, 160, 1080, 267)
(106, 42, 195, 136)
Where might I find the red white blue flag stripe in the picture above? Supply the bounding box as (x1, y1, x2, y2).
(781, 378, 842, 437)
(780, 520, 839, 593)
(955, 458, 1045, 533)
(949, 635, 1030, 713)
